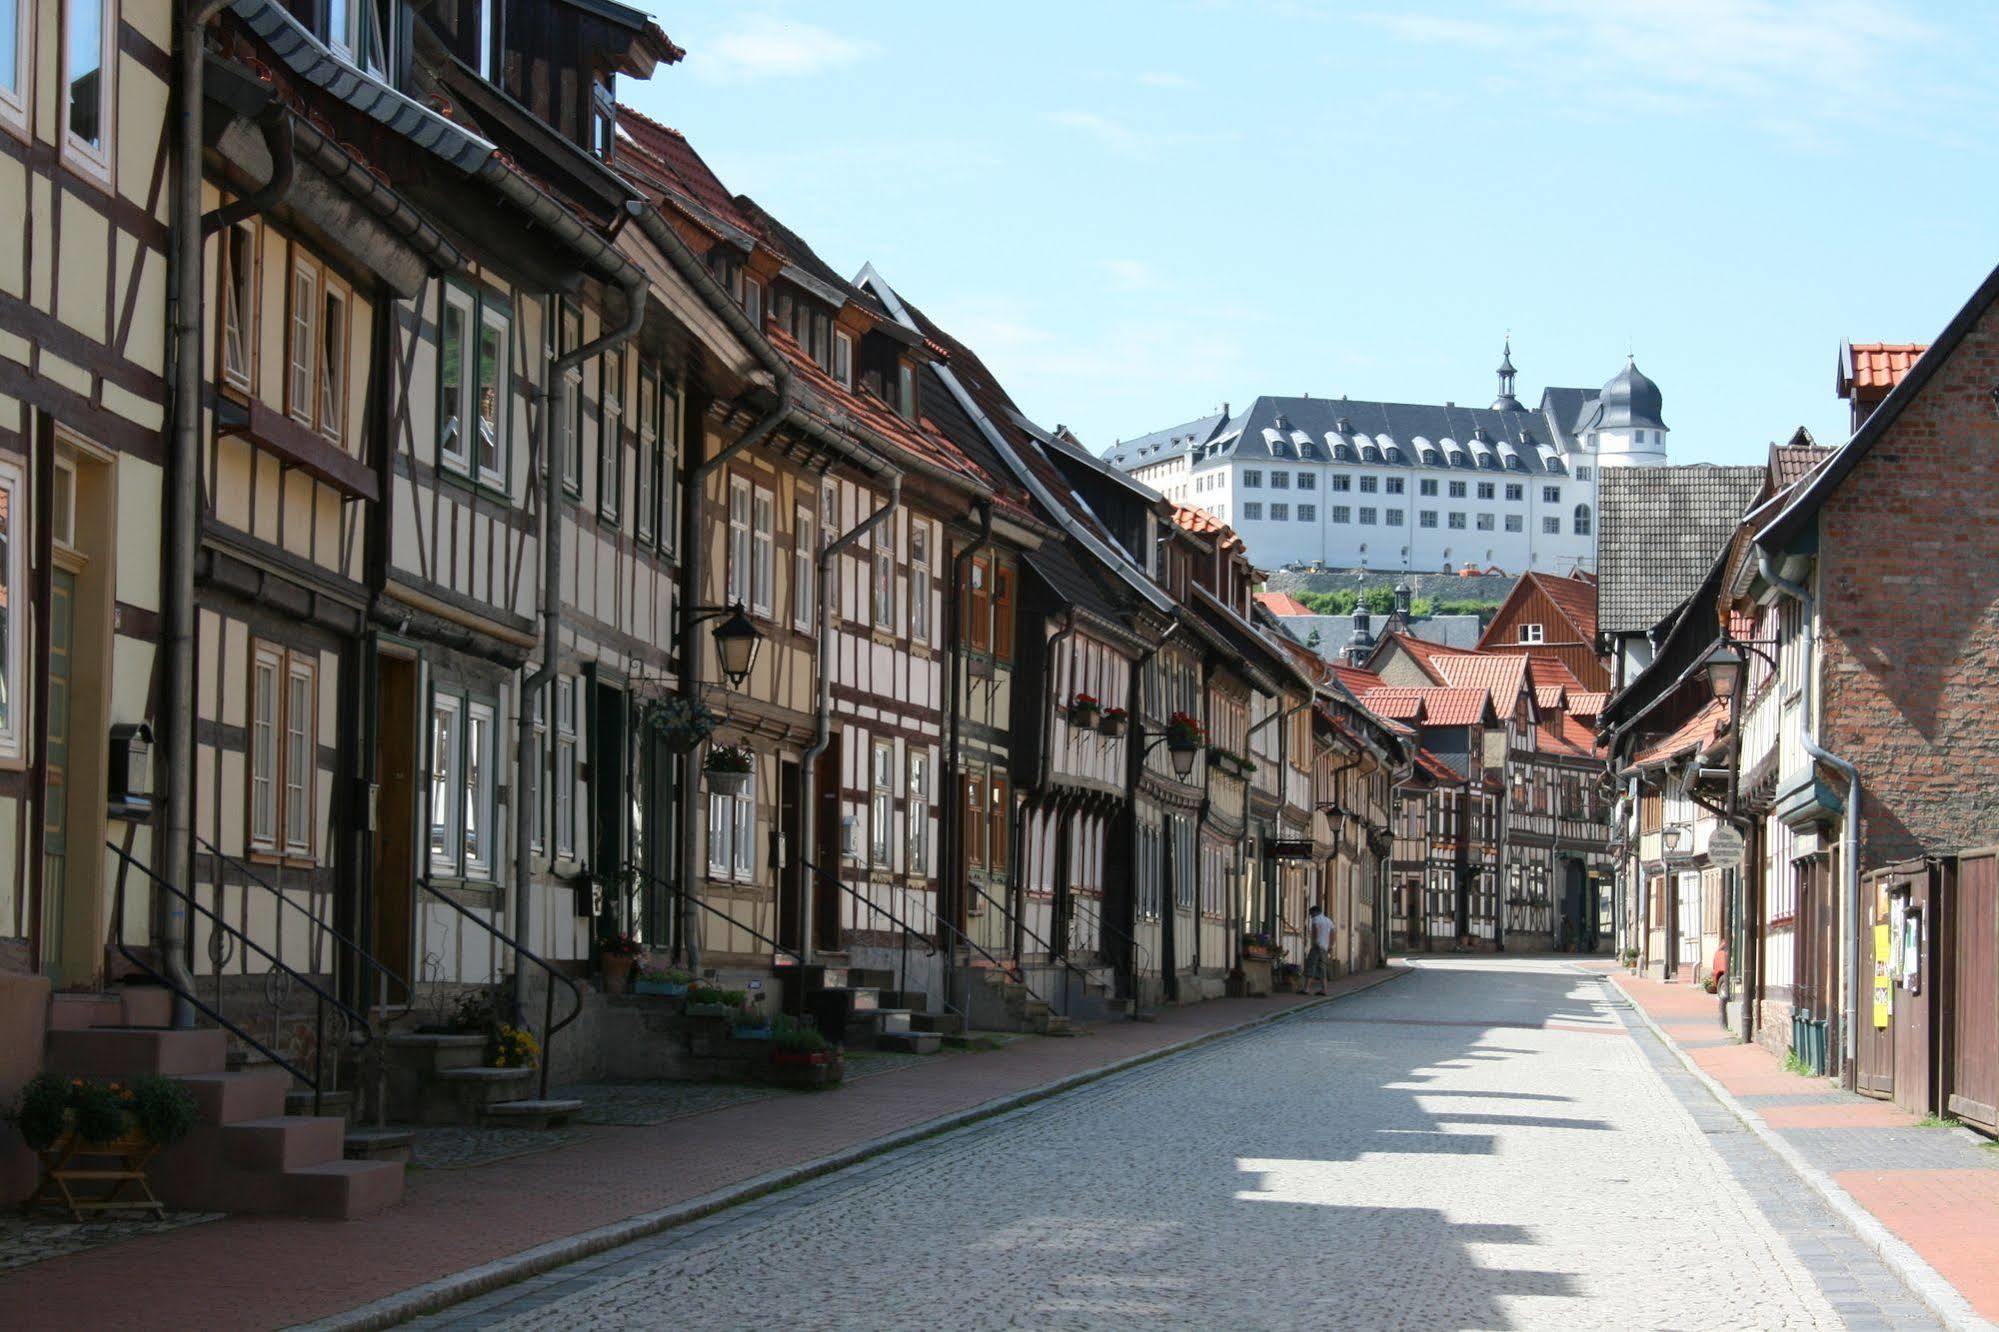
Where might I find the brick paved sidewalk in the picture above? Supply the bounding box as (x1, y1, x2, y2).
(0, 973, 1392, 1331)
(1611, 970, 1999, 1325)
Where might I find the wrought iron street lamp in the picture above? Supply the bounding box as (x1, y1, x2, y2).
(1702, 643, 1743, 703)
(688, 602, 763, 690)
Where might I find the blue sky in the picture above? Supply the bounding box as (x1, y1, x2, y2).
(623, 1, 1999, 466)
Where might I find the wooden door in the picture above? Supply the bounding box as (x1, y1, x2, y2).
(1891, 869, 1935, 1119)
(588, 677, 628, 933)
(39, 569, 74, 986)
(1676, 871, 1702, 975)
(371, 654, 418, 1005)
(1855, 872, 1894, 1097)
(777, 759, 802, 953)
(813, 743, 840, 953)
(1949, 852, 1998, 1130)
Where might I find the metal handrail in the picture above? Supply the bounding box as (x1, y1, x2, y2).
(415, 876, 581, 1101)
(622, 862, 806, 969)
(962, 877, 1099, 1017)
(107, 841, 364, 1115)
(1071, 894, 1153, 1009)
(195, 834, 409, 1126)
(796, 855, 963, 1022)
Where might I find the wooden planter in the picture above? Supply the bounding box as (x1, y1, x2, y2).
(1098, 712, 1128, 738)
(27, 1124, 164, 1221)
(1069, 702, 1100, 730)
(601, 954, 636, 994)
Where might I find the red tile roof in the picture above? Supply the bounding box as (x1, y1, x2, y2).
(1256, 591, 1315, 617)
(1362, 686, 1492, 728)
(1567, 691, 1609, 720)
(1361, 692, 1425, 722)
(1628, 698, 1729, 768)
(1840, 341, 1928, 396)
(1331, 664, 1385, 696)
(1428, 652, 1531, 714)
(1531, 571, 1599, 644)
(1536, 712, 1601, 760)
(614, 107, 757, 236)
(1524, 654, 1585, 690)
(1534, 685, 1569, 712)
(1413, 748, 1463, 784)
(1170, 503, 1243, 553)
(1375, 631, 1458, 684)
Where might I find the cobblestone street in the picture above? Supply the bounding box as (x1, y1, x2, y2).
(403, 959, 1939, 1331)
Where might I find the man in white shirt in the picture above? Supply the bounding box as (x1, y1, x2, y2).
(1305, 904, 1336, 996)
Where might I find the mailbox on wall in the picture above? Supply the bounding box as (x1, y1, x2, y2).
(107, 721, 153, 819)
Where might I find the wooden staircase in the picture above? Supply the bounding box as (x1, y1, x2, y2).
(44, 988, 403, 1219)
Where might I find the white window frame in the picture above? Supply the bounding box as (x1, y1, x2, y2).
(751, 486, 775, 618)
(598, 347, 624, 521)
(554, 677, 577, 859)
(476, 0, 498, 78)
(870, 741, 893, 867)
(530, 687, 546, 853)
(908, 523, 930, 644)
(428, 693, 463, 875)
(476, 303, 510, 489)
(288, 257, 320, 427)
(833, 330, 853, 389)
(707, 753, 756, 882)
(249, 642, 317, 859)
(793, 503, 815, 632)
(320, 283, 349, 445)
(0, 458, 21, 759)
(907, 750, 930, 875)
(283, 656, 316, 857)
(220, 220, 259, 392)
(463, 700, 496, 879)
(61, 0, 114, 183)
(0, 0, 31, 130)
(1518, 623, 1545, 644)
(659, 383, 682, 554)
(635, 366, 657, 544)
(733, 759, 756, 880)
(558, 304, 584, 493)
(726, 475, 752, 608)
(439, 286, 476, 473)
(873, 544, 893, 630)
(250, 647, 282, 851)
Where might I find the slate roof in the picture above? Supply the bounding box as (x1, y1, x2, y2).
(1182, 395, 1578, 476)
(1596, 464, 1765, 635)
(1103, 412, 1229, 470)
(1839, 342, 1927, 396)
(1277, 614, 1480, 663)
(1026, 539, 1131, 628)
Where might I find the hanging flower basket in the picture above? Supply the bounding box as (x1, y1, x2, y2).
(1069, 693, 1100, 729)
(1098, 708, 1128, 738)
(704, 743, 754, 797)
(1166, 711, 1205, 753)
(639, 694, 720, 755)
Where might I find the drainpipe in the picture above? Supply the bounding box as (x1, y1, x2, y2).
(943, 502, 995, 975)
(1127, 621, 1180, 998)
(514, 272, 645, 1013)
(801, 475, 902, 964)
(1761, 549, 1862, 1082)
(162, 0, 237, 1026)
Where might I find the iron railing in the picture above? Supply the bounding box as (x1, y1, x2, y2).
(623, 862, 805, 970)
(1070, 894, 1152, 1013)
(962, 877, 1101, 1018)
(415, 876, 582, 1101)
(194, 834, 411, 1126)
(797, 856, 969, 1024)
(107, 841, 367, 1116)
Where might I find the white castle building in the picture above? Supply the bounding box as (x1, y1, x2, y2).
(1105, 347, 1670, 575)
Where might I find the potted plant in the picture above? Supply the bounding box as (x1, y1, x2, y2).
(704, 743, 755, 797)
(598, 931, 643, 994)
(1621, 946, 1639, 970)
(1069, 692, 1101, 729)
(492, 1023, 540, 1069)
(638, 693, 719, 755)
(633, 962, 693, 997)
(769, 1017, 843, 1088)
(12, 1073, 197, 1219)
(1166, 710, 1204, 754)
(1240, 930, 1277, 960)
(685, 984, 745, 1019)
(1273, 961, 1303, 993)
(1098, 707, 1128, 738)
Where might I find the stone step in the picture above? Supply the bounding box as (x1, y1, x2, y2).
(910, 1011, 964, 1036)
(118, 987, 175, 1027)
(177, 1069, 291, 1125)
(46, 1026, 228, 1078)
(479, 1098, 583, 1130)
(846, 967, 896, 990)
(1036, 1015, 1079, 1037)
(344, 1128, 415, 1165)
(48, 993, 123, 1031)
(220, 1116, 345, 1172)
(872, 1030, 943, 1055)
(281, 1159, 404, 1219)
(423, 1066, 537, 1125)
(285, 1086, 355, 1125)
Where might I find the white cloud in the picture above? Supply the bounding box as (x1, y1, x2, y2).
(692, 15, 876, 84)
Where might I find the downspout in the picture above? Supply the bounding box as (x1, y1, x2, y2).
(516, 271, 645, 1012)
(1036, 610, 1077, 964)
(202, 106, 293, 236)
(801, 475, 902, 964)
(945, 502, 996, 975)
(1128, 621, 1180, 998)
(623, 201, 791, 972)
(163, 0, 239, 1026)
(1761, 548, 1862, 1081)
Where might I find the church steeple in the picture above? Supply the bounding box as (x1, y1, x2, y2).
(1492, 337, 1522, 411)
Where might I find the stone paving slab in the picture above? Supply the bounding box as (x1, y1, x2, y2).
(1612, 970, 1998, 1329)
(0, 980, 1378, 1331)
(0, 1208, 221, 1275)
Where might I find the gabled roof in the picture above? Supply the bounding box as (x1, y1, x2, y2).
(1626, 697, 1729, 770)
(1361, 686, 1494, 728)
(1256, 591, 1315, 617)
(1839, 341, 1927, 397)
(1331, 664, 1385, 695)
(1524, 655, 1585, 690)
(1536, 711, 1601, 760)
(1103, 411, 1230, 470)
(1597, 464, 1766, 635)
(1485, 570, 1599, 647)
(1768, 264, 1999, 547)
(1413, 748, 1465, 784)
(1370, 630, 1460, 683)
(1364, 693, 1426, 722)
(1768, 438, 1834, 490)
(1427, 652, 1532, 716)
(1567, 691, 1608, 721)
(1535, 685, 1569, 712)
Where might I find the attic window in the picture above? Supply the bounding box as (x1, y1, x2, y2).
(1518, 623, 1544, 644)
(592, 82, 616, 158)
(833, 331, 854, 389)
(898, 363, 917, 422)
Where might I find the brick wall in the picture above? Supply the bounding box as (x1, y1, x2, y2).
(1820, 302, 1999, 867)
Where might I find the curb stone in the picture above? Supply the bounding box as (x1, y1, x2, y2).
(291, 965, 1410, 1332)
(1600, 970, 1993, 1332)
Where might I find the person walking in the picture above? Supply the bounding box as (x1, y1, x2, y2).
(1305, 903, 1336, 996)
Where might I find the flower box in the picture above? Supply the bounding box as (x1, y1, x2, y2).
(633, 979, 687, 997)
(685, 1002, 739, 1019)
(1069, 696, 1101, 729)
(1098, 710, 1128, 739)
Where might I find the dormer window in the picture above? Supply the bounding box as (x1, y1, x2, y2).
(742, 275, 763, 326)
(592, 82, 616, 158)
(833, 331, 854, 389)
(897, 363, 917, 422)
(328, 0, 395, 80)
(474, 0, 498, 78)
